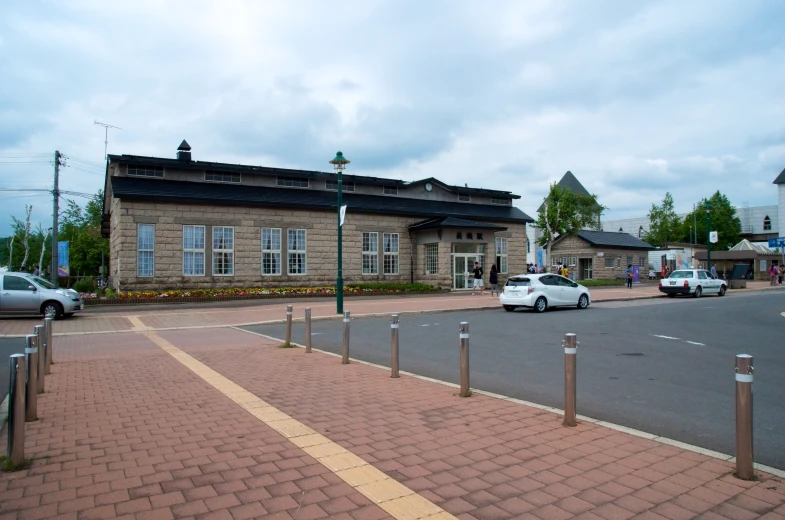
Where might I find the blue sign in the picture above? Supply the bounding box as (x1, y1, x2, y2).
(57, 241, 69, 277)
(767, 237, 785, 248)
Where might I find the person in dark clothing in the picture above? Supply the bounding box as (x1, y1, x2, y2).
(626, 264, 634, 289)
(471, 261, 484, 296)
(489, 264, 499, 298)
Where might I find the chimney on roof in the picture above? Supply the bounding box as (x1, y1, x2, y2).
(177, 140, 192, 162)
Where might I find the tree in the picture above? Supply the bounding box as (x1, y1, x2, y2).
(643, 192, 682, 247)
(536, 184, 605, 271)
(679, 191, 741, 251)
(57, 191, 109, 278)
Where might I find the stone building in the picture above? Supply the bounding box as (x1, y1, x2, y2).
(101, 141, 533, 291)
(549, 230, 655, 280)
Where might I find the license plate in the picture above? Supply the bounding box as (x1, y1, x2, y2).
(669, 281, 676, 285)
(74, 305, 81, 310)
(508, 291, 519, 296)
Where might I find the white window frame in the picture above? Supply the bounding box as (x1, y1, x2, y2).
(604, 256, 615, 268)
(326, 180, 355, 192)
(383, 186, 398, 196)
(495, 237, 508, 274)
(183, 225, 206, 276)
(383, 233, 399, 274)
(205, 171, 241, 183)
(137, 224, 155, 277)
(764, 216, 772, 231)
(362, 232, 379, 275)
(288, 229, 307, 275)
(425, 243, 439, 274)
(262, 228, 282, 276)
(569, 256, 577, 267)
(491, 196, 510, 205)
(212, 226, 235, 276)
(277, 176, 309, 188)
(127, 165, 164, 178)
(458, 193, 471, 202)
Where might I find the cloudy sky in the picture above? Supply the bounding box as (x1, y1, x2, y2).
(1, 0, 784, 235)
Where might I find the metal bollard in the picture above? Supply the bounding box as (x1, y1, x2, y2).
(285, 305, 293, 346)
(45, 313, 54, 367)
(341, 311, 351, 364)
(735, 354, 754, 480)
(25, 335, 38, 422)
(563, 333, 578, 427)
(34, 325, 45, 394)
(390, 315, 400, 378)
(305, 308, 312, 353)
(459, 322, 471, 397)
(7, 354, 26, 467)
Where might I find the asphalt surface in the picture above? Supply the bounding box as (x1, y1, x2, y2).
(244, 290, 785, 470)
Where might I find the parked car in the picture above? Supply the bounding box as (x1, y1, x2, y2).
(0, 272, 83, 319)
(658, 269, 726, 298)
(499, 273, 591, 313)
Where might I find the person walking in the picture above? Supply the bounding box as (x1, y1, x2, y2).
(770, 264, 778, 286)
(710, 263, 718, 279)
(779, 265, 784, 286)
(489, 264, 499, 298)
(626, 264, 634, 289)
(32, 265, 40, 276)
(471, 261, 484, 296)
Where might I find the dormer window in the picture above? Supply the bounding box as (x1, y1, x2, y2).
(326, 180, 355, 192)
(383, 186, 398, 196)
(764, 216, 772, 231)
(277, 176, 309, 188)
(638, 226, 643, 238)
(491, 197, 510, 205)
(205, 171, 241, 183)
(458, 193, 471, 202)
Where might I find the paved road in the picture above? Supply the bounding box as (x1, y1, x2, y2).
(0, 337, 26, 402)
(244, 290, 785, 470)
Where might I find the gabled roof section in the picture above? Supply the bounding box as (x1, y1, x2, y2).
(409, 217, 508, 232)
(537, 171, 593, 212)
(730, 239, 774, 254)
(407, 177, 520, 199)
(773, 167, 785, 184)
(110, 177, 533, 223)
(565, 230, 654, 250)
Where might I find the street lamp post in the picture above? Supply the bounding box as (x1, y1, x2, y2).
(705, 202, 711, 270)
(329, 151, 350, 314)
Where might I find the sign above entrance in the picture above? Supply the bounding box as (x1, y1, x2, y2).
(768, 237, 785, 248)
(455, 232, 484, 240)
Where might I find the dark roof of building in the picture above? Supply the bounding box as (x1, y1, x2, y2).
(408, 217, 508, 231)
(573, 230, 654, 250)
(537, 171, 594, 212)
(773, 167, 785, 184)
(110, 177, 533, 223)
(177, 140, 191, 151)
(107, 154, 520, 198)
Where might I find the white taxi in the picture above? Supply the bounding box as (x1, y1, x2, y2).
(499, 273, 591, 313)
(658, 269, 727, 298)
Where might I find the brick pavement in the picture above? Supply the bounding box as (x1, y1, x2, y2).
(2, 326, 783, 520)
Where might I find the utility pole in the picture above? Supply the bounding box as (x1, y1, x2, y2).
(51, 151, 61, 285)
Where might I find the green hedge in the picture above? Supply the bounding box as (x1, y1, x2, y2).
(577, 279, 626, 287)
(345, 282, 439, 292)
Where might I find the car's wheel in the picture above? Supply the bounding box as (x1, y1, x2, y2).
(41, 301, 64, 320)
(503, 305, 517, 312)
(577, 294, 589, 309)
(667, 293, 676, 298)
(694, 286, 702, 298)
(718, 285, 726, 297)
(533, 297, 547, 313)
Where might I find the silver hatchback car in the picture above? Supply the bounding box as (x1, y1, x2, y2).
(0, 272, 84, 319)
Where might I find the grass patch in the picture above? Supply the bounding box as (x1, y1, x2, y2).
(0, 455, 34, 472)
(578, 279, 626, 287)
(279, 343, 295, 349)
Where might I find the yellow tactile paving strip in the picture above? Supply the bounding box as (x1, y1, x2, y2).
(142, 328, 457, 520)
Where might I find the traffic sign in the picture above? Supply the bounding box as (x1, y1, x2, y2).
(768, 237, 785, 248)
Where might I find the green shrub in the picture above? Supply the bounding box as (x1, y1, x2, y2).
(104, 287, 116, 298)
(73, 278, 96, 294)
(345, 282, 439, 292)
(578, 279, 626, 287)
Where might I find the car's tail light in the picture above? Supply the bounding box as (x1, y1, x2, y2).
(528, 286, 533, 294)
(684, 280, 689, 288)
(658, 281, 662, 288)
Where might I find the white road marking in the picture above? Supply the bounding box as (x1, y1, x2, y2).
(421, 324, 430, 327)
(685, 341, 705, 346)
(311, 332, 323, 335)
(652, 335, 681, 340)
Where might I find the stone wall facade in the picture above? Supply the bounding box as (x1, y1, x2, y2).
(550, 235, 651, 280)
(110, 198, 528, 291)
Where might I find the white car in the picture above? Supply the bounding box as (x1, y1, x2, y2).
(658, 269, 726, 298)
(499, 273, 591, 313)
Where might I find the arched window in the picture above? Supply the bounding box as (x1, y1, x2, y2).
(526, 238, 530, 253)
(638, 226, 643, 238)
(618, 227, 623, 233)
(763, 216, 772, 231)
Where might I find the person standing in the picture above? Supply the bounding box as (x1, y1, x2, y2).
(626, 264, 634, 289)
(489, 264, 499, 298)
(770, 264, 778, 286)
(471, 261, 484, 296)
(710, 263, 718, 279)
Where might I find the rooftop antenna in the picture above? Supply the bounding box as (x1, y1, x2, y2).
(94, 120, 122, 160)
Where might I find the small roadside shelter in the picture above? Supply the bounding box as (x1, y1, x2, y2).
(694, 239, 779, 281)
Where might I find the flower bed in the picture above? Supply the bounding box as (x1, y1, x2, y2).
(81, 284, 444, 306)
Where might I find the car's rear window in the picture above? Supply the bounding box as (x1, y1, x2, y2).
(669, 271, 694, 279)
(505, 278, 530, 286)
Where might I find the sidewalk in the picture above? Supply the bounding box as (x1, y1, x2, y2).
(1, 325, 783, 519)
(0, 282, 780, 337)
